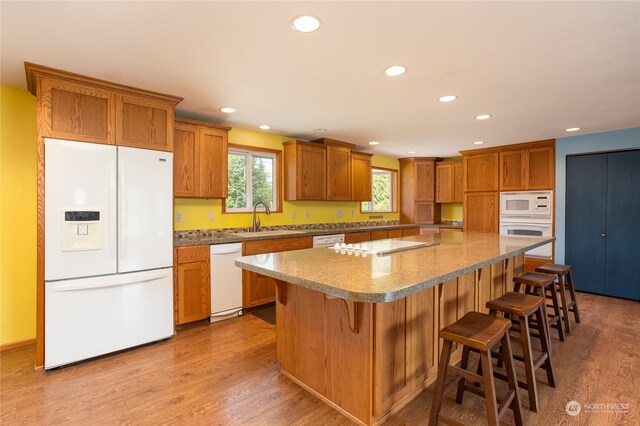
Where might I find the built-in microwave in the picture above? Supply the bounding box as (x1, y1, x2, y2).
(500, 191, 553, 221)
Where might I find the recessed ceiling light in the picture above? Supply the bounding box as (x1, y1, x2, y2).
(438, 95, 457, 103)
(220, 107, 236, 114)
(473, 141, 485, 145)
(259, 125, 271, 130)
(313, 128, 327, 133)
(565, 127, 581, 132)
(408, 151, 417, 154)
(291, 15, 321, 33)
(369, 141, 380, 145)
(475, 114, 491, 120)
(384, 65, 407, 77)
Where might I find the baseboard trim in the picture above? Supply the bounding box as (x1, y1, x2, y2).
(1, 338, 36, 352)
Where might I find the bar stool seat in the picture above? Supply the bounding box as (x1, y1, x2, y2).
(536, 263, 581, 334)
(514, 272, 565, 343)
(487, 292, 556, 412)
(429, 312, 523, 426)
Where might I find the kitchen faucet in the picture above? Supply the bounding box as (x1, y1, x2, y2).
(252, 201, 271, 232)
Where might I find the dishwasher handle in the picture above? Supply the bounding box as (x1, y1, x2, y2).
(210, 243, 243, 255)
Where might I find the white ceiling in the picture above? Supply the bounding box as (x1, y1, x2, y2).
(2, 1, 639, 157)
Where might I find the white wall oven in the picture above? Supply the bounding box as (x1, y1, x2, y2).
(500, 191, 553, 259)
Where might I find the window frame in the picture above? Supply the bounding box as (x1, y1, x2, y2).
(222, 144, 282, 214)
(360, 167, 398, 213)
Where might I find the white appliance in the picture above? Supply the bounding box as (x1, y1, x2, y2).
(500, 191, 553, 259)
(500, 190, 552, 222)
(312, 234, 346, 247)
(44, 138, 174, 369)
(210, 243, 243, 322)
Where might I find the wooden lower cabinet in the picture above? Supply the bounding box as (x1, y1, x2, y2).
(463, 191, 499, 233)
(370, 230, 388, 241)
(175, 245, 210, 325)
(275, 253, 524, 425)
(401, 227, 420, 237)
(345, 231, 371, 244)
(242, 236, 312, 308)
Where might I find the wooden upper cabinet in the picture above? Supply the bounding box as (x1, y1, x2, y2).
(526, 145, 554, 189)
(499, 142, 555, 190)
(116, 94, 175, 151)
(174, 118, 229, 198)
(463, 152, 499, 192)
(284, 140, 326, 200)
(399, 157, 437, 224)
(351, 152, 373, 201)
(25, 62, 182, 149)
(37, 77, 115, 145)
(174, 124, 198, 196)
(452, 163, 464, 202)
(198, 127, 228, 197)
(499, 149, 526, 191)
(415, 159, 435, 201)
(325, 142, 352, 200)
(435, 161, 463, 203)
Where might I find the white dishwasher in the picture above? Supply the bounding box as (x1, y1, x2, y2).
(210, 243, 243, 322)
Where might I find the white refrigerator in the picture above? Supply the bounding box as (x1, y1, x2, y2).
(44, 138, 174, 369)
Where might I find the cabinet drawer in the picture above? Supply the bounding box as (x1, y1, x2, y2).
(243, 236, 312, 256)
(387, 229, 404, 238)
(176, 245, 209, 264)
(370, 230, 388, 240)
(345, 231, 371, 244)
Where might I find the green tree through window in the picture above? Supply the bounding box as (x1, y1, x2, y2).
(226, 149, 277, 212)
(362, 169, 396, 212)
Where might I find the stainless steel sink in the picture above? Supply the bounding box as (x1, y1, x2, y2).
(233, 230, 307, 238)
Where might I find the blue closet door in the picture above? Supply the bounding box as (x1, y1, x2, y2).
(605, 150, 640, 301)
(566, 154, 607, 295)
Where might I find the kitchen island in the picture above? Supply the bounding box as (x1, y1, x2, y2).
(236, 232, 553, 425)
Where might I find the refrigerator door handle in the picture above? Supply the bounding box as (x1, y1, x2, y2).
(119, 156, 127, 261)
(50, 270, 171, 292)
(109, 157, 117, 262)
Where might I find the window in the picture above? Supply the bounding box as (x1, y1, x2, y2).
(361, 168, 397, 213)
(225, 146, 280, 212)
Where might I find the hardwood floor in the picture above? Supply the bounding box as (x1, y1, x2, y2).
(1, 292, 638, 425)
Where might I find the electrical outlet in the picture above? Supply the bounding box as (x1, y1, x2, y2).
(336, 210, 343, 218)
(291, 211, 296, 219)
(176, 212, 183, 222)
(305, 211, 309, 219)
(208, 211, 215, 221)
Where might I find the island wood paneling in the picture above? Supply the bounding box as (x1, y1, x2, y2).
(275, 252, 525, 426)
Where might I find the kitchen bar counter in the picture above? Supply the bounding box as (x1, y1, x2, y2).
(235, 232, 553, 425)
(236, 232, 552, 303)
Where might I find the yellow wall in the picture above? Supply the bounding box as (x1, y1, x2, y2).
(1, 85, 37, 346)
(440, 203, 464, 222)
(174, 128, 401, 230)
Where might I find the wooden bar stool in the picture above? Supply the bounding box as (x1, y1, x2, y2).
(429, 312, 523, 426)
(535, 263, 581, 334)
(486, 292, 556, 412)
(513, 272, 565, 343)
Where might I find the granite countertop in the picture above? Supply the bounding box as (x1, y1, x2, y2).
(422, 222, 463, 229)
(235, 232, 554, 303)
(174, 223, 424, 247)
